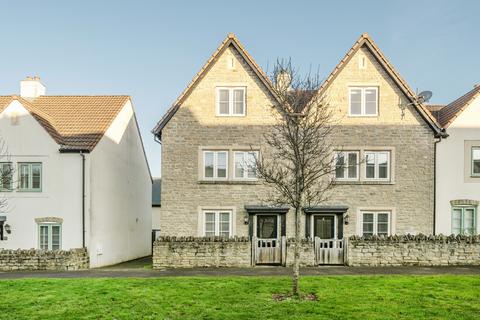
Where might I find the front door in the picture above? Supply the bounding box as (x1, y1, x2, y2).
(253, 214, 283, 265)
(313, 214, 344, 265)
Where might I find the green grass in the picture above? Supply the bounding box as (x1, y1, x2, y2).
(0, 275, 479, 319)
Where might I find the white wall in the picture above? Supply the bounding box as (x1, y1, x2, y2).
(436, 96, 480, 234)
(0, 100, 83, 250)
(88, 100, 152, 268)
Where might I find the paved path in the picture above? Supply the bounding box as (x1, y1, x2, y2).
(0, 256, 479, 279)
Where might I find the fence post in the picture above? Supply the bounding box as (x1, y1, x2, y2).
(281, 236, 287, 267)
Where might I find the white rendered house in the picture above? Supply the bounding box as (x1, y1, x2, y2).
(435, 85, 480, 235)
(0, 77, 152, 268)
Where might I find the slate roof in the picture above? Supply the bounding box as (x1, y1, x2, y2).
(0, 95, 130, 151)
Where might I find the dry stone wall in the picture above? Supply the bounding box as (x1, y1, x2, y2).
(346, 234, 480, 266)
(0, 248, 89, 271)
(153, 236, 252, 268)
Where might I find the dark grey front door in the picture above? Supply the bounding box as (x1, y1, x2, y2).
(314, 215, 335, 239)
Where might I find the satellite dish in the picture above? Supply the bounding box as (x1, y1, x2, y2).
(417, 91, 433, 103)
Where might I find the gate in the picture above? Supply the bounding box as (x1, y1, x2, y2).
(314, 237, 344, 265)
(252, 236, 286, 265)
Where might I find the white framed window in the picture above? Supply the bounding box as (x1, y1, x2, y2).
(349, 87, 378, 116)
(334, 151, 359, 180)
(234, 151, 258, 179)
(365, 151, 390, 180)
(203, 210, 232, 237)
(203, 151, 228, 180)
(216, 87, 246, 116)
(18, 162, 42, 191)
(38, 223, 61, 250)
(472, 147, 480, 176)
(362, 212, 390, 237)
(452, 207, 476, 235)
(0, 162, 13, 191)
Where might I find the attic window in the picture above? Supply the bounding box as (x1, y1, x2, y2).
(359, 55, 367, 69)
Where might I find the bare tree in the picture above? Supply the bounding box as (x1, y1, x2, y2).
(0, 137, 13, 213)
(255, 60, 337, 297)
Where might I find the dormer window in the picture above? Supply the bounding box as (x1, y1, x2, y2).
(216, 87, 246, 116)
(349, 87, 378, 116)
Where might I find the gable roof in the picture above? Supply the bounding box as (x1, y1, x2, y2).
(437, 85, 480, 128)
(318, 33, 444, 136)
(152, 33, 279, 139)
(0, 95, 130, 151)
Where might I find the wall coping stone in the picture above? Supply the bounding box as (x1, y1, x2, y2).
(155, 236, 250, 243)
(349, 234, 480, 244)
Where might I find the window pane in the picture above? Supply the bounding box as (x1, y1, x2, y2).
(218, 89, 230, 114)
(204, 152, 214, 178)
(234, 152, 244, 178)
(335, 153, 345, 179)
(20, 164, 29, 189)
(365, 153, 375, 178)
(347, 153, 357, 178)
(205, 212, 215, 237)
(52, 226, 60, 250)
(473, 160, 480, 175)
(452, 209, 462, 235)
(362, 213, 374, 236)
(377, 213, 389, 236)
(40, 225, 49, 250)
(217, 152, 227, 178)
(473, 149, 480, 174)
(219, 212, 230, 237)
(365, 88, 377, 115)
(464, 209, 475, 235)
(350, 89, 362, 115)
(0, 163, 12, 190)
(233, 89, 244, 115)
(32, 164, 41, 189)
(246, 152, 257, 178)
(378, 153, 388, 179)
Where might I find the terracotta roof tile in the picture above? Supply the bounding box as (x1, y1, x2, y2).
(0, 95, 129, 151)
(437, 85, 480, 127)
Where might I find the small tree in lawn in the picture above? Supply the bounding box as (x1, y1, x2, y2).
(0, 137, 12, 213)
(255, 60, 337, 297)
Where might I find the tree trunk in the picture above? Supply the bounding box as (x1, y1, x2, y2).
(292, 205, 301, 296)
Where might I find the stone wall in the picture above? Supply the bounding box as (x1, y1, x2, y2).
(153, 236, 252, 268)
(0, 248, 89, 271)
(286, 238, 315, 267)
(346, 235, 480, 266)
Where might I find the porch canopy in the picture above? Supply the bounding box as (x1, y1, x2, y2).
(244, 205, 289, 238)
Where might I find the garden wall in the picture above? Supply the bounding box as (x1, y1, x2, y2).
(0, 248, 89, 271)
(346, 235, 480, 266)
(153, 236, 252, 268)
(285, 239, 315, 267)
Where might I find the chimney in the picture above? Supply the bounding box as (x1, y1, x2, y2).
(20, 76, 46, 98)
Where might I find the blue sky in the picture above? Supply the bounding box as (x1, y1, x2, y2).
(0, 1, 478, 177)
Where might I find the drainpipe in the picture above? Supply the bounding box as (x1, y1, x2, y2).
(433, 131, 446, 235)
(80, 151, 86, 248)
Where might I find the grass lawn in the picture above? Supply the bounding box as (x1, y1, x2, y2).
(0, 275, 479, 319)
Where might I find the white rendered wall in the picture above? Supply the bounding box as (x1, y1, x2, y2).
(436, 96, 480, 234)
(0, 100, 84, 250)
(88, 100, 152, 268)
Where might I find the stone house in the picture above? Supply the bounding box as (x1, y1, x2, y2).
(433, 85, 480, 236)
(152, 33, 444, 265)
(0, 77, 152, 268)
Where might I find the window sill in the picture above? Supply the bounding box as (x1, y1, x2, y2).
(198, 180, 260, 185)
(333, 180, 394, 185)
